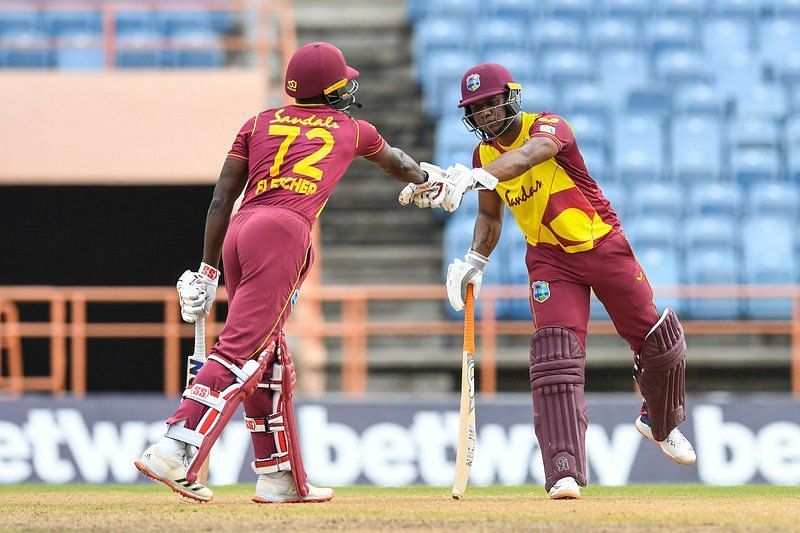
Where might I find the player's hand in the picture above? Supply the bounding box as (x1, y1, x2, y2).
(446, 249, 490, 311)
(439, 164, 499, 212)
(398, 163, 446, 208)
(176, 263, 220, 323)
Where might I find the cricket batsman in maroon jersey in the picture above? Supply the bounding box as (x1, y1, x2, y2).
(135, 42, 443, 504)
(414, 63, 696, 499)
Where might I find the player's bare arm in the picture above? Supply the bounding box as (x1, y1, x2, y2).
(481, 136, 559, 182)
(471, 191, 504, 257)
(366, 143, 427, 184)
(202, 158, 249, 267)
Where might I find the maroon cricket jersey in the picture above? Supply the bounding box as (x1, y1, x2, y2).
(227, 103, 385, 222)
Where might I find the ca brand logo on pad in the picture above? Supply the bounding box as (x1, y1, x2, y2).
(532, 280, 550, 303)
(466, 73, 480, 92)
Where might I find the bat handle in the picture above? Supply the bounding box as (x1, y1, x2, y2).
(194, 315, 206, 360)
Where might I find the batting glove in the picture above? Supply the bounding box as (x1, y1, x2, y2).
(446, 249, 490, 312)
(439, 164, 499, 213)
(176, 263, 220, 323)
(398, 162, 446, 208)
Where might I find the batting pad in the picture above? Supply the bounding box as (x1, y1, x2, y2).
(529, 327, 588, 492)
(636, 308, 686, 442)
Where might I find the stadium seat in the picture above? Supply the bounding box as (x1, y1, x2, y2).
(773, 0, 800, 16)
(436, 83, 465, 116)
(158, 11, 213, 36)
(116, 31, 162, 68)
(164, 31, 223, 68)
(499, 230, 531, 319)
(644, 18, 697, 55)
(674, 84, 726, 116)
(715, 0, 763, 18)
(598, 50, 648, 111)
(530, 19, 585, 53)
(625, 216, 681, 251)
(1, 31, 49, 68)
(541, 50, 594, 86)
(435, 118, 476, 160)
(485, 0, 535, 19)
(599, 181, 625, 215)
(436, 148, 474, 171)
(42, 11, 101, 36)
(567, 113, 606, 150)
(414, 18, 470, 72)
(476, 18, 528, 57)
(742, 217, 795, 318)
(657, 0, 710, 17)
(684, 216, 738, 253)
(629, 182, 682, 218)
(635, 247, 683, 315)
(748, 182, 799, 217)
(729, 116, 780, 148)
(0, 11, 40, 35)
(518, 81, 558, 112)
(580, 146, 609, 182)
(115, 11, 157, 36)
(656, 50, 711, 85)
(625, 85, 672, 116)
(731, 148, 781, 185)
(544, 0, 595, 20)
(426, 0, 480, 20)
(422, 51, 479, 116)
(701, 18, 752, 60)
(735, 84, 788, 118)
(561, 83, 609, 117)
(602, 0, 652, 20)
(479, 50, 534, 82)
(688, 182, 743, 220)
(670, 115, 722, 182)
(788, 117, 800, 181)
(709, 52, 761, 102)
(588, 19, 639, 51)
(614, 115, 665, 181)
(685, 248, 741, 319)
(775, 51, 800, 86)
(54, 33, 104, 69)
(760, 20, 800, 64)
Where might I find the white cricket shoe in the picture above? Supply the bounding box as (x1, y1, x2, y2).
(252, 471, 334, 504)
(635, 416, 696, 465)
(548, 476, 581, 500)
(134, 444, 213, 503)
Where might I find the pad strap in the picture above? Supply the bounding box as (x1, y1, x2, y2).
(208, 354, 252, 383)
(244, 413, 285, 433)
(182, 383, 226, 410)
(251, 455, 291, 475)
(166, 424, 204, 448)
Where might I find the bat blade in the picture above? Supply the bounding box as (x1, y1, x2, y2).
(452, 286, 476, 499)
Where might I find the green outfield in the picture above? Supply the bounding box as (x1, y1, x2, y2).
(1, 484, 798, 531)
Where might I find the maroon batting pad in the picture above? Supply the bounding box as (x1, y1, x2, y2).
(529, 327, 588, 492)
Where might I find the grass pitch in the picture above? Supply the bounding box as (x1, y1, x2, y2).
(1, 484, 798, 532)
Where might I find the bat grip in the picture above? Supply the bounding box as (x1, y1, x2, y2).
(463, 285, 475, 354)
(194, 315, 206, 360)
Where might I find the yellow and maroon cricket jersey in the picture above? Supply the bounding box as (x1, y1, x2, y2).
(473, 112, 620, 253)
(227, 103, 385, 221)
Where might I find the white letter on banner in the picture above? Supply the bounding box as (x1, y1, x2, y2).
(413, 411, 456, 486)
(298, 405, 360, 486)
(471, 424, 535, 486)
(209, 424, 251, 485)
(25, 409, 74, 483)
(586, 424, 640, 486)
(0, 421, 32, 483)
(695, 405, 757, 485)
(758, 422, 800, 485)
(362, 423, 417, 486)
(58, 410, 148, 483)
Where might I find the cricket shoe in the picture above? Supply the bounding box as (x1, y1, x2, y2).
(134, 444, 213, 503)
(548, 476, 581, 500)
(635, 416, 696, 465)
(252, 471, 334, 504)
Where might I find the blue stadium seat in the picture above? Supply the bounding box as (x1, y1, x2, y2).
(709, 52, 761, 102)
(625, 216, 681, 250)
(716, 0, 763, 17)
(436, 148, 474, 171)
(164, 31, 223, 68)
(42, 11, 101, 36)
(760, 20, 800, 62)
(479, 50, 534, 81)
(209, 11, 234, 33)
(580, 146, 609, 181)
(773, 0, 800, 16)
(544, 0, 595, 20)
(688, 182, 743, 220)
(657, 0, 710, 17)
(1, 31, 49, 68)
(656, 50, 711, 85)
(702, 18, 752, 60)
(748, 182, 799, 217)
(588, 19, 639, 51)
(603, 0, 652, 19)
(0, 11, 40, 35)
(685, 248, 741, 319)
(436, 83, 465, 116)
(599, 182, 625, 216)
(788, 117, 800, 181)
(775, 51, 800, 86)
(671, 115, 722, 182)
(421, 51, 478, 115)
(426, 0, 480, 20)
(674, 84, 726, 116)
(684, 216, 738, 253)
(406, 0, 427, 21)
(116, 31, 162, 68)
(414, 18, 469, 62)
(518, 80, 558, 112)
(541, 49, 594, 85)
(499, 229, 531, 319)
(625, 85, 672, 116)
(735, 84, 788, 118)
(435, 118, 476, 159)
(486, 0, 535, 19)
(561, 83, 609, 117)
(530, 19, 584, 53)
(635, 247, 683, 315)
(567, 113, 606, 150)
(645, 18, 697, 55)
(629, 182, 682, 218)
(476, 18, 527, 57)
(115, 11, 157, 36)
(598, 50, 648, 110)
(729, 116, 780, 148)
(158, 11, 213, 36)
(742, 217, 795, 318)
(731, 147, 781, 185)
(54, 33, 104, 69)
(614, 115, 664, 181)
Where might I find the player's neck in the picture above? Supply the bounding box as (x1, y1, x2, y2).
(495, 116, 522, 147)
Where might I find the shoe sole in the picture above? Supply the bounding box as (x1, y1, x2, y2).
(549, 490, 581, 500)
(252, 491, 334, 504)
(634, 420, 695, 466)
(134, 460, 213, 503)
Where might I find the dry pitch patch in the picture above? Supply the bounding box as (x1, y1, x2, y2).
(1, 484, 798, 532)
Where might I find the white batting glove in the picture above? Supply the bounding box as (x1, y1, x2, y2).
(176, 263, 220, 323)
(446, 249, 490, 312)
(398, 162, 446, 208)
(439, 164, 499, 212)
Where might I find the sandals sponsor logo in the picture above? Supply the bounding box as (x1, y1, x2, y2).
(504, 180, 542, 207)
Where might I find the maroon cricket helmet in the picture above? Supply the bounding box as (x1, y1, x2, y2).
(458, 62, 521, 108)
(284, 42, 360, 100)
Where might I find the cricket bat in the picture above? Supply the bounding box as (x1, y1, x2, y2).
(186, 315, 210, 484)
(452, 285, 476, 500)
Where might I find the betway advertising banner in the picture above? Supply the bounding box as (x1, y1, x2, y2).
(0, 395, 798, 486)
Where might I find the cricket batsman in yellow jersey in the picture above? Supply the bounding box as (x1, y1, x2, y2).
(422, 63, 697, 499)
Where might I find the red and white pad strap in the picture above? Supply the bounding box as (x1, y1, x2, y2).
(244, 412, 285, 433)
(182, 383, 226, 410)
(252, 455, 291, 474)
(257, 363, 282, 391)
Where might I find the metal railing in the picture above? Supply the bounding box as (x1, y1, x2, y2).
(1, 285, 798, 397)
